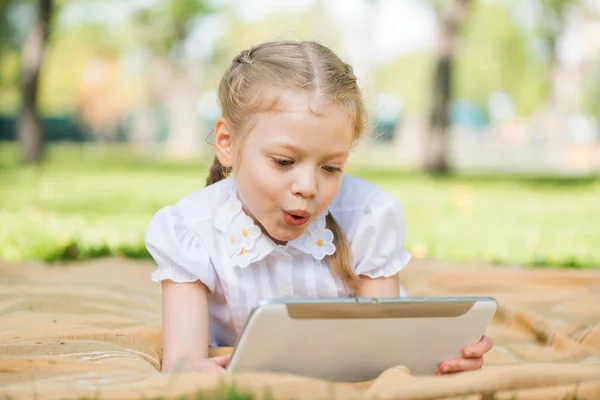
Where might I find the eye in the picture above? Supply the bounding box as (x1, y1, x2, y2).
(272, 158, 294, 167)
(322, 165, 342, 174)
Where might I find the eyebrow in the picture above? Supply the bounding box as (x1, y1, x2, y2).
(273, 143, 349, 158)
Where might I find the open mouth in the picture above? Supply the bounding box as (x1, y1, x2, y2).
(282, 210, 311, 227)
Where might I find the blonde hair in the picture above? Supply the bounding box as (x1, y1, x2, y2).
(206, 40, 368, 294)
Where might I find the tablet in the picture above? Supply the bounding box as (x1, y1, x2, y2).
(227, 296, 497, 382)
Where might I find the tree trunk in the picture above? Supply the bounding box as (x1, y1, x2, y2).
(424, 0, 471, 175)
(18, 0, 53, 165)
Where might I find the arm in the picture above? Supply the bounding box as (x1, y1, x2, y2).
(350, 190, 492, 374)
(144, 204, 226, 372)
(160, 280, 228, 373)
(357, 273, 492, 375)
(356, 274, 400, 298)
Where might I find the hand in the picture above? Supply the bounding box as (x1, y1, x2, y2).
(437, 335, 493, 375)
(191, 355, 231, 373)
(163, 354, 231, 373)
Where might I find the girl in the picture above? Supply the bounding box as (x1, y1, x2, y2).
(145, 40, 492, 375)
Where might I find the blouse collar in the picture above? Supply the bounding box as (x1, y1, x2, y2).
(214, 180, 336, 268)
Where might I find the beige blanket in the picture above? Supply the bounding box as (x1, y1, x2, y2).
(1, 258, 599, 400)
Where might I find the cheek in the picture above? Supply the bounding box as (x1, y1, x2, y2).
(318, 177, 343, 208)
(253, 172, 285, 204)
(236, 164, 281, 210)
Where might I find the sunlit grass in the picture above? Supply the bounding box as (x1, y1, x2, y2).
(1, 142, 599, 267)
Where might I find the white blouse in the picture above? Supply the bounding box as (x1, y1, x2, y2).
(144, 174, 412, 347)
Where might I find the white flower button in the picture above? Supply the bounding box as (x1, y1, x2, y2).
(215, 197, 242, 232)
(226, 214, 261, 256)
(231, 246, 258, 268)
(304, 224, 336, 260)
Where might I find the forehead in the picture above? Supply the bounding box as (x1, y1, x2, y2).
(244, 91, 354, 151)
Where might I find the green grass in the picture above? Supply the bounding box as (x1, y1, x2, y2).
(1, 142, 599, 267)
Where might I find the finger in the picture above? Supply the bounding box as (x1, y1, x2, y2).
(191, 359, 227, 373)
(462, 335, 493, 358)
(210, 355, 231, 369)
(439, 356, 483, 374)
(205, 364, 227, 374)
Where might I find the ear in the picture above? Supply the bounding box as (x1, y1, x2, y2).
(213, 117, 233, 168)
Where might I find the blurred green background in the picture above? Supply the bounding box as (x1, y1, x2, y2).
(1, 0, 599, 267)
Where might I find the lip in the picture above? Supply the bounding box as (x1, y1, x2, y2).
(282, 209, 312, 227)
(285, 209, 311, 218)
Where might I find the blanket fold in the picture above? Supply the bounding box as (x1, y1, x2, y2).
(1, 258, 599, 399)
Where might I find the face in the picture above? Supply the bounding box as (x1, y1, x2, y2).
(215, 91, 354, 244)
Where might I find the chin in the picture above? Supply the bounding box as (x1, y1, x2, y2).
(269, 226, 306, 243)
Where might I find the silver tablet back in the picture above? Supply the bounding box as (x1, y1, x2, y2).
(227, 297, 497, 382)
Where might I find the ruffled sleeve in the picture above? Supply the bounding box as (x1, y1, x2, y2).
(351, 190, 412, 279)
(144, 206, 217, 293)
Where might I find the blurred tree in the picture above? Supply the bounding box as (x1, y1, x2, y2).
(128, 0, 211, 160)
(16, 0, 55, 164)
(424, 0, 473, 175)
(131, 0, 208, 55)
(582, 64, 600, 121)
(533, 0, 574, 108)
(455, 1, 549, 117)
(374, 1, 550, 119)
(511, 0, 597, 109)
(374, 52, 431, 117)
(580, 4, 600, 121)
(0, 1, 13, 53)
(0, 1, 19, 113)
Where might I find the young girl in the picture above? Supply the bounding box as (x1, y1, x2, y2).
(145, 40, 492, 375)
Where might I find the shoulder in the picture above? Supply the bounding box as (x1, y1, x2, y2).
(329, 174, 386, 212)
(330, 175, 411, 277)
(144, 180, 233, 293)
(329, 174, 404, 223)
(328, 174, 406, 244)
(166, 178, 233, 224)
(144, 178, 233, 254)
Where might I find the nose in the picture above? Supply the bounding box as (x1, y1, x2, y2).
(291, 168, 317, 198)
